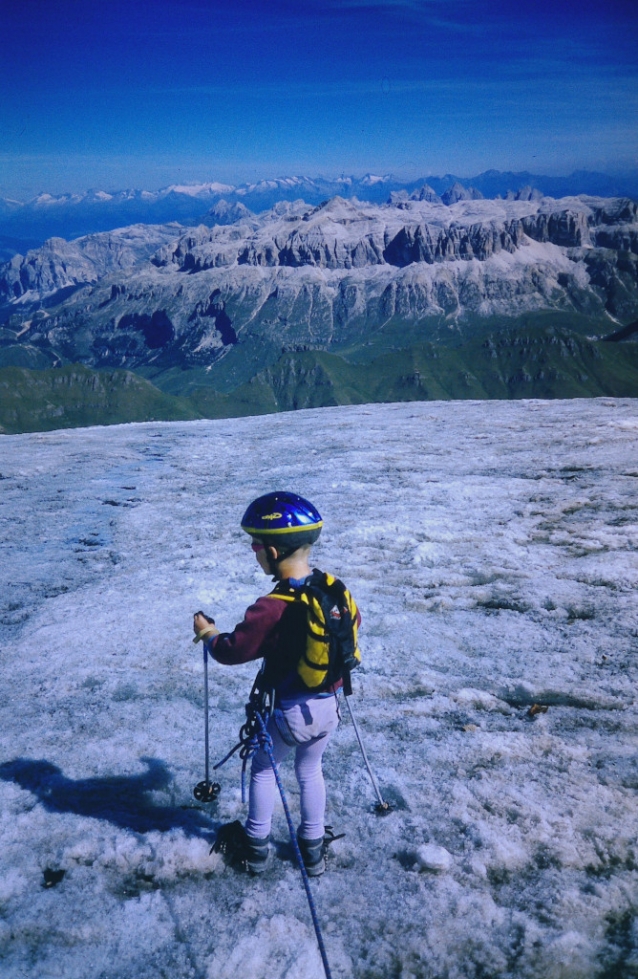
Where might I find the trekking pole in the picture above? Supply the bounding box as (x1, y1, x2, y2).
(193, 616, 221, 803)
(344, 694, 393, 814)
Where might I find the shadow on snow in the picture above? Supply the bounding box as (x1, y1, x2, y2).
(0, 756, 217, 839)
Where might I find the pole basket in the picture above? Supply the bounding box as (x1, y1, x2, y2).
(374, 799, 394, 815)
(193, 779, 221, 802)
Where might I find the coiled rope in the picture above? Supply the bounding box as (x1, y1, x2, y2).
(212, 678, 274, 803)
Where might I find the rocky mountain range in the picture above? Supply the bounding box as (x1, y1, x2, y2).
(2, 169, 638, 253)
(1, 192, 637, 394)
(0, 188, 637, 434)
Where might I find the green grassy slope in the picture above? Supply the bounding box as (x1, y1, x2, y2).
(2, 328, 636, 434)
(136, 310, 618, 401)
(188, 327, 638, 416)
(0, 365, 200, 435)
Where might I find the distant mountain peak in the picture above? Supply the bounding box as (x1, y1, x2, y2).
(162, 182, 235, 198)
(441, 183, 484, 205)
(207, 199, 254, 225)
(360, 173, 390, 186)
(409, 184, 442, 203)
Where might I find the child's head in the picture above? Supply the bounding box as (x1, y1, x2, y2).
(241, 491, 322, 575)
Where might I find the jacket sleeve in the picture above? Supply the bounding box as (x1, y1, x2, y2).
(205, 596, 285, 666)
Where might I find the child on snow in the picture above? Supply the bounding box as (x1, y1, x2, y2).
(193, 491, 360, 876)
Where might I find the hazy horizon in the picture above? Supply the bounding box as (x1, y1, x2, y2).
(4, 163, 638, 206)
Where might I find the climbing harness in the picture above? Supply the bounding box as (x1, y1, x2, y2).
(192, 635, 221, 803)
(212, 672, 275, 802)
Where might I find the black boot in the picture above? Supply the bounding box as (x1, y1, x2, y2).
(212, 820, 270, 874)
(297, 826, 345, 877)
(297, 834, 325, 876)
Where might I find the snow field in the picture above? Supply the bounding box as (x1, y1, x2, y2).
(0, 397, 637, 978)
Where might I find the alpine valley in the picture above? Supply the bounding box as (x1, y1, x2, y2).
(1, 174, 637, 433)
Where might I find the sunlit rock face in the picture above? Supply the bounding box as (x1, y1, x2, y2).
(1, 195, 636, 377)
(0, 225, 183, 303)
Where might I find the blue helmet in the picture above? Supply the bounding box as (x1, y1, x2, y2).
(241, 491, 323, 551)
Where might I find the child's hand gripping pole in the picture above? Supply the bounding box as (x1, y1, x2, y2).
(192, 612, 221, 803)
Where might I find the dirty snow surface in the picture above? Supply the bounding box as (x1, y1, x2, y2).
(1, 398, 637, 979)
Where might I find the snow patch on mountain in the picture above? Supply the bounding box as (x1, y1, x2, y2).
(164, 182, 236, 197)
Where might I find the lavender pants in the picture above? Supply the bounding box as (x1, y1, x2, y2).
(245, 693, 339, 841)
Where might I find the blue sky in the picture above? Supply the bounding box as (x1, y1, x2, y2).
(1, 0, 637, 198)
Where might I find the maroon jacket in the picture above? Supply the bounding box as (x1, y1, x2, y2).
(206, 594, 288, 667)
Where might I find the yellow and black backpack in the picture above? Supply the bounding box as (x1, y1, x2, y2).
(267, 570, 361, 694)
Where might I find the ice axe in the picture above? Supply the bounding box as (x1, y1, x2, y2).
(192, 612, 221, 803)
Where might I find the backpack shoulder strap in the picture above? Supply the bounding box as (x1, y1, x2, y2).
(268, 581, 298, 603)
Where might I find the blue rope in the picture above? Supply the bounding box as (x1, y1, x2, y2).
(253, 711, 333, 979)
